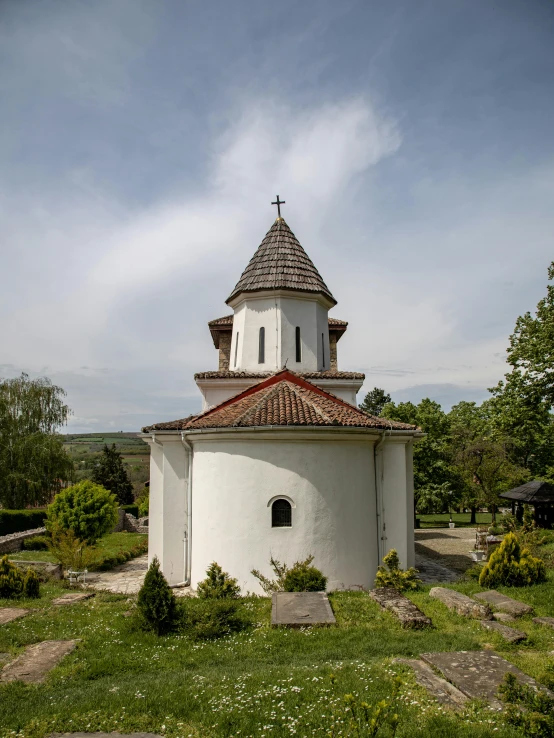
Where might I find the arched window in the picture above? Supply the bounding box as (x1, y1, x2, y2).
(272, 498, 292, 527)
(258, 326, 265, 364)
(295, 326, 301, 362)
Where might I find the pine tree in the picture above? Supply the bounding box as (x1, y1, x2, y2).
(359, 388, 391, 417)
(137, 557, 177, 635)
(91, 443, 134, 505)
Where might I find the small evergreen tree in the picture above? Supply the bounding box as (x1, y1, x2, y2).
(283, 556, 327, 592)
(0, 555, 25, 598)
(23, 568, 40, 598)
(375, 549, 421, 591)
(137, 556, 177, 635)
(196, 562, 241, 599)
(91, 444, 134, 505)
(47, 480, 118, 544)
(479, 532, 546, 587)
(359, 387, 391, 417)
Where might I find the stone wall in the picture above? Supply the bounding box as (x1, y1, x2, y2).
(218, 331, 232, 370)
(329, 332, 338, 371)
(0, 527, 46, 555)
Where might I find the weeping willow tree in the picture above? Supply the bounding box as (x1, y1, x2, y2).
(0, 374, 73, 508)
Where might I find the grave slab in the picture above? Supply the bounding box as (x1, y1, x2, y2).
(271, 592, 335, 627)
(0, 640, 78, 683)
(0, 608, 29, 625)
(533, 617, 554, 629)
(52, 592, 95, 606)
(474, 590, 533, 617)
(395, 658, 468, 709)
(480, 620, 527, 643)
(493, 612, 516, 624)
(429, 587, 492, 619)
(420, 650, 550, 708)
(370, 588, 432, 629)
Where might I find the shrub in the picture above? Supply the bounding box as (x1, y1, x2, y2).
(46, 480, 118, 544)
(499, 672, 554, 738)
(0, 555, 24, 598)
(479, 532, 547, 588)
(23, 535, 50, 551)
(283, 556, 327, 592)
(0, 509, 47, 536)
(93, 537, 148, 571)
(375, 549, 421, 592)
(23, 568, 40, 598)
(47, 526, 95, 571)
(137, 556, 177, 635)
(121, 504, 139, 518)
(181, 598, 251, 640)
(196, 562, 241, 599)
(251, 555, 289, 595)
(137, 490, 149, 517)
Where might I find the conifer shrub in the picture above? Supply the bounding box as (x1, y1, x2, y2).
(0, 555, 24, 598)
(479, 532, 547, 587)
(283, 555, 327, 592)
(23, 568, 40, 598)
(251, 555, 289, 594)
(499, 672, 554, 737)
(374, 549, 421, 592)
(196, 562, 241, 599)
(46, 480, 118, 544)
(137, 556, 177, 635)
(181, 598, 252, 640)
(47, 526, 95, 571)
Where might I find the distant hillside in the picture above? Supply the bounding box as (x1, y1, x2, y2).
(63, 432, 150, 493)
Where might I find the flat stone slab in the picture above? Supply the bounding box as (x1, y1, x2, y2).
(52, 592, 95, 605)
(421, 650, 551, 708)
(51, 734, 162, 738)
(474, 590, 533, 617)
(271, 592, 335, 627)
(0, 640, 78, 683)
(0, 608, 30, 625)
(480, 620, 527, 643)
(493, 612, 516, 624)
(429, 587, 492, 619)
(370, 588, 432, 629)
(533, 617, 554, 629)
(10, 560, 63, 580)
(395, 658, 468, 709)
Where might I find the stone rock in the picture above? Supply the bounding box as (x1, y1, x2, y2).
(420, 650, 552, 709)
(395, 658, 468, 709)
(10, 560, 62, 580)
(370, 588, 432, 629)
(0, 640, 78, 683)
(429, 587, 492, 619)
(271, 592, 336, 627)
(474, 590, 533, 617)
(489, 609, 514, 623)
(480, 620, 527, 643)
(533, 617, 554, 629)
(0, 607, 30, 625)
(52, 592, 95, 606)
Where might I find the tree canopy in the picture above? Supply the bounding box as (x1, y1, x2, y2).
(359, 387, 391, 417)
(91, 443, 134, 505)
(0, 373, 73, 508)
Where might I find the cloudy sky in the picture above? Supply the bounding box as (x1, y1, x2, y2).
(1, 0, 553, 433)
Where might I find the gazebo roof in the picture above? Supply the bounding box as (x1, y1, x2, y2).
(500, 480, 554, 504)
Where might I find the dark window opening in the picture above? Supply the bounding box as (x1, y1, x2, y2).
(272, 498, 292, 527)
(234, 332, 239, 367)
(258, 326, 265, 364)
(295, 326, 301, 362)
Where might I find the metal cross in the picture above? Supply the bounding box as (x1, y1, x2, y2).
(271, 195, 285, 218)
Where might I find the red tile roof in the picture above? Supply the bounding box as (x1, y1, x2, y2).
(226, 218, 336, 305)
(143, 370, 416, 433)
(194, 370, 365, 380)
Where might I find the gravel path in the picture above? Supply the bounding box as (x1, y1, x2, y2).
(415, 527, 477, 574)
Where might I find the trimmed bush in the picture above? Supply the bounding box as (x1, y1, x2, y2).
(197, 562, 241, 599)
(0, 555, 39, 598)
(121, 504, 139, 518)
(181, 598, 251, 640)
(23, 535, 50, 551)
(137, 556, 177, 635)
(479, 532, 547, 587)
(0, 509, 47, 536)
(46, 480, 118, 544)
(283, 556, 327, 592)
(375, 549, 421, 592)
(23, 568, 40, 598)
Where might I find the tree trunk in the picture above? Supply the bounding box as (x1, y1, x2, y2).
(470, 506, 477, 525)
(491, 504, 496, 524)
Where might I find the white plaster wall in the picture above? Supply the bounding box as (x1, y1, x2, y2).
(197, 379, 259, 411)
(147, 441, 164, 568)
(279, 297, 319, 370)
(189, 435, 378, 593)
(316, 303, 331, 371)
(380, 440, 414, 569)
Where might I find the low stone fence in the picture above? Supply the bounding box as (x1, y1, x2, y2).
(112, 509, 148, 535)
(0, 527, 47, 555)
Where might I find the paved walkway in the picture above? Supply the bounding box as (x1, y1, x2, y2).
(86, 556, 190, 597)
(415, 526, 476, 575)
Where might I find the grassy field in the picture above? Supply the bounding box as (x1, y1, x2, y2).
(10, 532, 148, 570)
(418, 512, 494, 528)
(1, 570, 553, 737)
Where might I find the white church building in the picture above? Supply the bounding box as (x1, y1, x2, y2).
(142, 210, 420, 593)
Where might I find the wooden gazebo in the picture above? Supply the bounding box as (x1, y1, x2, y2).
(500, 480, 554, 529)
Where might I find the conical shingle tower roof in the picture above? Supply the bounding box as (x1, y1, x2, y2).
(226, 218, 336, 306)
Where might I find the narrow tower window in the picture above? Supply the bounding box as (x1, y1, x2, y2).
(322, 333, 325, 368)
(272, 498, 292, 527)
(295, 327, 301, 362)
(258, 327, 265, 364)
(234, 332, 239, 367)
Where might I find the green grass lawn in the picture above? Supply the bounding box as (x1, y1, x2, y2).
(1, 570, 553, 738)
(418, 512, 494, 528)
(10, 532, 147, 570)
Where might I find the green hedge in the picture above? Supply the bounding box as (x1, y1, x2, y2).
(121, 504, 139, 518)
(0, 510, 48, 536)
